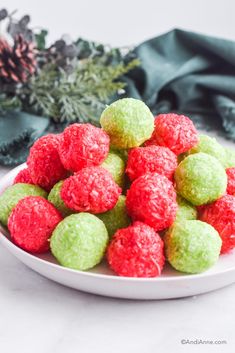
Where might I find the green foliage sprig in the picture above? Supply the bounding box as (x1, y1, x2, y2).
(0, 8, 140, 123)
(0, 94, 21, 113)
(24, 57, 139, 124)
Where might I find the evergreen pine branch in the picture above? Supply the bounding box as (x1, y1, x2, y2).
(23, 57, 140, 123)
(0, 94, 22, 112)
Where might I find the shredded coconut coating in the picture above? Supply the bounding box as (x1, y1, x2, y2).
(126, 145, 177, 181)
(224, 148, 235, 168)
(197, 204, 207, 217)
(59, 123, 109, 172)
(126, 172, 177, 231)
(145, 113, 198, 155)
(175, 195, 197, 223)
(200, 194, 235, 254)
(14, 168, 34, 185)
(50, 213, 108, 270)
(186, 134, 227, 167)
(0, 183, 47, 226)
(164, 220, 221, 274)
(226, 168, 235, 195)
(100, 98, 154, 149)
(61, 166, 121, 214)
(110, 148, 128, 163)
(48, 180, 75, 217)
(101, 152, 125, 188)
(97, 195, 131, 238)
(107, 221, 165, 277)
(8, 196, 62, 253)
(27, 134, 67, 191)
(175, 153, 227, 205)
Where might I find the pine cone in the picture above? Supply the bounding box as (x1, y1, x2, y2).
(0, 35, 37, 83)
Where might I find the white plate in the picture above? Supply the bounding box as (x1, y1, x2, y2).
(0, 163, 235, 300)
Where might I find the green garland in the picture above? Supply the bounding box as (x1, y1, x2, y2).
(24, 57, 139, 124)
(0, 8, 139, 124)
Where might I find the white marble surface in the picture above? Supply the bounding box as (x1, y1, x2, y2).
(0, 158, 235, 353)
(3, 0, 235, 46)
(1, 1, 235, 349)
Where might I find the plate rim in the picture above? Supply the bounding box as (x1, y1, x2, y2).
(1, 216, 235, 284)
(1, 163, 235, 284)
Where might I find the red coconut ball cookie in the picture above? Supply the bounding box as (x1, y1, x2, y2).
(59, 123, 110, 172)
(145, 113, 198, 155)
(200, 194, 235, 254)
(8, 196, 62, 253)
(61, 166, 121, 214)
(126, 145, 177, 181)
(107, 221, 165, 277)
(126, 172, 177, 231)
(14, 168, 34, 185)
(197, 204, 207, 218)
(27, 134, 67, 191)
(226, 168, 235, 195)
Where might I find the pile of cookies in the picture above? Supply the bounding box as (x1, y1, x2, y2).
(0, 98, 235, 277)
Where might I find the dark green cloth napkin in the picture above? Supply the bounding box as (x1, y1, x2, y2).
(0, 111, 49, 166)
(1, 28, 235, 166)
(125, 28, 235, 135)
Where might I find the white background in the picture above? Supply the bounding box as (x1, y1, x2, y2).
(1, 0, 235, 47)
(1, 1, 235, 353)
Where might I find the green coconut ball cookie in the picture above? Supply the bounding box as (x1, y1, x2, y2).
(175, 195, 197, 222)
(164, 220, 222, 274)
(186, 134, 227, 167)
(50, 213, 108, 271)
(97, 195, 131, 237)
(225, 148, 235, 168)
(175, 153, 227, 206)
(110, 148, 128, 164)
(100, 98, 154, 149)
(0, 183, 47, 227)
(48, 180, 74, 217)
(177, 153, 185, 164)
(101, 152, 125, 188)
